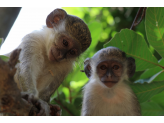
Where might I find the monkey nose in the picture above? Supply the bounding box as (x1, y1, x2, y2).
(56, 51, 66, 61)
(106, 73, 112, 78)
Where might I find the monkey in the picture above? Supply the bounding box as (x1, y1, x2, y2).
(81, 47, 141, 116)
(9, 8, 91, 115)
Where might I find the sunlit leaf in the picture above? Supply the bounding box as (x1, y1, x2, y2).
(62, 7, 84, 19)
(0, 38, 2, 47)
(50, 91, 66, 102)
(90, 8, 100, 17)
(107, 15, 114, 25)
(88, 21, 102, 50)
(70, 80, 88, 89)
(0, 55, 9, 62)
(141, 102, 164, 116)
(62, 87, 69, 101)
(145, 7, 164, 58)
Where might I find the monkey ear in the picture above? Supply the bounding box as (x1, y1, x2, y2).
(46, 9, 67, 28)
(127, 57, 136, 78)
(84, 58, 91, 78)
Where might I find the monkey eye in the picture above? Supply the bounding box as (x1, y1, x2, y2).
(63, 39, 68, 46)
(70, 49, 76, 55)
(100, 65, 107, 70)
(112, 65, 119, 70)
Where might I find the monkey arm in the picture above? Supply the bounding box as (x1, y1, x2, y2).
(15, 37, 44, 97)
(15, 38, 53, 116)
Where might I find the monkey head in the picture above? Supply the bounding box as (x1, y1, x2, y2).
(46, 8, 91, 62)
(84, 47, 136, 88)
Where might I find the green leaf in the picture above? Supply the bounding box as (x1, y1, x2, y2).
(136, 70, 163, 83)
(104, 29, 158, 71)
(73, 97, 82, 108)
(130, 81, 164, 103)
(62, 7, 85, 19)
(141, 102, 164, 116)
(0, 55, 9, 62)
(0, 38, 4, 49)
(145, 7, 164, 58)
(151, 91, 164, 109)
(88, 21, 102, 50)
(55, 99, 80, 116)
(139, 59, 164, 81)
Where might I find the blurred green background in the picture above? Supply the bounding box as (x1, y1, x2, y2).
(50, 7, 145, 116)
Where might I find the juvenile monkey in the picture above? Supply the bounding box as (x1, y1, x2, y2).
(11, 8, 91, 115)
(81, 47, 141, 116)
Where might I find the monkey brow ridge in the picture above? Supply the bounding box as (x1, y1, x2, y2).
(99, 48, 125, 60)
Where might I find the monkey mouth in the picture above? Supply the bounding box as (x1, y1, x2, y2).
(50, 49, 58, 62)
(102, 81, 118, 83)
(102, 81, 118, 88)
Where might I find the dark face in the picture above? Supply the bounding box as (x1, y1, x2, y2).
(97, 60, 123, 88)
(48, 34, 81, 62)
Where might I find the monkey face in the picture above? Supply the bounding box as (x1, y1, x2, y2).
(48, 34, 81, 62)
(83, 47, 136, 88)
(96, 60, 123, 88)
(46, 8, 91, 55)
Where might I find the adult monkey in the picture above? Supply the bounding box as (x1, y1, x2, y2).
(81, 47, 141, 116)
(11, 8, 91, 115)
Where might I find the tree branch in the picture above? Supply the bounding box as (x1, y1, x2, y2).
(54, 99, 74, 116)
(0, 49, 35, 116)
(130, 7, 147, 30)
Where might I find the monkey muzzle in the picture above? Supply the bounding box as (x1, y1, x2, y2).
(102, 81, 118, 88)
(49, 47, 66, 62)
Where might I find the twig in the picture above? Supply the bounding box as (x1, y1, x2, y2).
(54, 99, 74, 116)
(57, 89, 59, 101)
(68, 87, 72, 103)
(130, 7, 147, 30)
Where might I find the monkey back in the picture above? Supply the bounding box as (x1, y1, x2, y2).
(65, 15, 92, 53)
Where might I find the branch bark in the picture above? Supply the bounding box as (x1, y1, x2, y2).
(130, 7, 147, 30)
(0, 49, 36, 115)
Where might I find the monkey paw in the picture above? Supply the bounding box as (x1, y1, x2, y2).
(49, 104, 61, 116)
(21, 92, 50, 116)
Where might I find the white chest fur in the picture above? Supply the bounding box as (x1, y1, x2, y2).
(82, 81, 136, 116)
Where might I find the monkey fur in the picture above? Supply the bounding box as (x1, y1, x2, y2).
(10, 8, 91, 115)
(81, 47, 141, 116)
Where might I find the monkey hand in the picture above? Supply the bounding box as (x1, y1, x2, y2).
(21, 92, 50, 116)
(49, 104, 61, 116)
